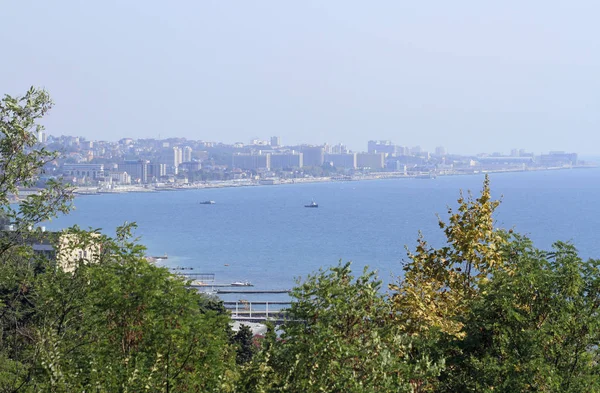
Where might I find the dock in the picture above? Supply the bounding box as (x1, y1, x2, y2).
(216, 289, 291, 294)
(224, 301, 292, 323)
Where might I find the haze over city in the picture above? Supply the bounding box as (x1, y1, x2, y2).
(2, 1, 598, 155)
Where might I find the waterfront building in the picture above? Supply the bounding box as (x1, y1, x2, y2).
(118, 160, 148, 183)
(62, 163, 105, 180)
(232, 153, 271, 170)
(179, 161, 202, 172)
(270, 152, 303, 169)
(109, 171, 131, 184)
(324, 153, 357, 169)
(300, 146, 325, 167)
(356, 153, 385, 169)
(538, 152, 578, 166)
(148, 163, 167, 179)
(157, 147, 182, 175)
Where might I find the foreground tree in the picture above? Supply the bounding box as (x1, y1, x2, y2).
(240, 262, 443, 393)
(29, 225, 237, 392)
(0, 88, 73, 392)
(391, 176, 600, 392)
(0, 89, 238, 392)
(391, 176, 510, 338)
(437, 238, 600, 392)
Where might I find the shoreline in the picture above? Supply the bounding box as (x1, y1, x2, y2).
(40, 164, 597, 198)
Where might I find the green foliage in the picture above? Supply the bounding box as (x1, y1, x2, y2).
(27, 226, 238, 392)
(0, 87, 72, 233)
(438, 238, 600, 392)
(232, 324, 256, 365)
(391, 175, 509, 337)
(246, 262, 443, 393)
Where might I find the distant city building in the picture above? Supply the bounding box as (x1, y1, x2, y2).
(37, 130, 47, 144)
(148, 163, 167, 179)
(477, 156, 534, 165)
(157, 147, 182, 174)
(182, 146, 193, 162)
(324, 153, 357, 169)
(395, 145, 410, 156)
(411, 146, 422, 155)
(510, 148, 519, 157)
(232, 153, 271, 170)
(179, 161, 202, 172)
(63, 163, 105, 180)
(270, 152, 303, 169)
(109, 171, 131, 184)
(118, 160, 148, 183)
(356, 153, 385, 169)
(435, 146, 447, 156)
(368, 140, 396, 155)
(251, 139, 269, 146)
(270, 136, 281, 147)
(331, 143, 348, 154)
(539, 152, 578, 166)
(300, 146, 325, 167)
(174, 147, 183, 167)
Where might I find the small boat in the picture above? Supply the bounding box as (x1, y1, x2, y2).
(152, 253, 168, 260)
(200, 200, 215, 205)
(304, 201, 318, 208)
(231, 281, 253, 287)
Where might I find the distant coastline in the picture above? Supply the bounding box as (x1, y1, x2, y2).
(63, 164, 597, 197)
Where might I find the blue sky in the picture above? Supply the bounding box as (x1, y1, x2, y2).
(2, 1, 598, 155)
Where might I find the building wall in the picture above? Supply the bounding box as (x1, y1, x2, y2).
(118, 160, 148, 183)
(301, 146, 325, 167)
(324, 153, 357, 169)
(148, 163, 167, 179)
(270, 153, 303, 169)
(63, 163, 105, 179)
(183, 146, 193, 162)
(232, 154, 271, 170)
(56, 232, 102, 273)
(356, 153, 385, 169)
(368, 140, 396, 155)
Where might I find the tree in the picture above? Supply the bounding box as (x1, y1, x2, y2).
(245, 262, 443, 393)
(232, 324, 256, 365)
(29, 225, 238, 392)
(0, 90, 239, 392)
(391, 175, 509, 337)
(437, 238, 600, 393)
(0, 88, 73, 392)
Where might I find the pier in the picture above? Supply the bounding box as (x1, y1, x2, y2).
(225, 301, 292, 323)
(177, 272, 215, 282)
(216, 289, 290, 294)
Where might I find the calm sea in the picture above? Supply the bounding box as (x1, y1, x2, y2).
(44, 168, 600, 300)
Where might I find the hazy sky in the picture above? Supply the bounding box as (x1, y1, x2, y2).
(2, 1, 598, 154)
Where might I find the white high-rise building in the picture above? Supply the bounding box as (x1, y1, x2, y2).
(183, 146, 192, 162)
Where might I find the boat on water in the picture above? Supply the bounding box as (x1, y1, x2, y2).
(200, 200, 215, 205)
(304, 201, 318, 208)
(231, 281, 253, 287)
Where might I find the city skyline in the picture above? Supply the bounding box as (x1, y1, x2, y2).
(2, 1, 599, 155)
